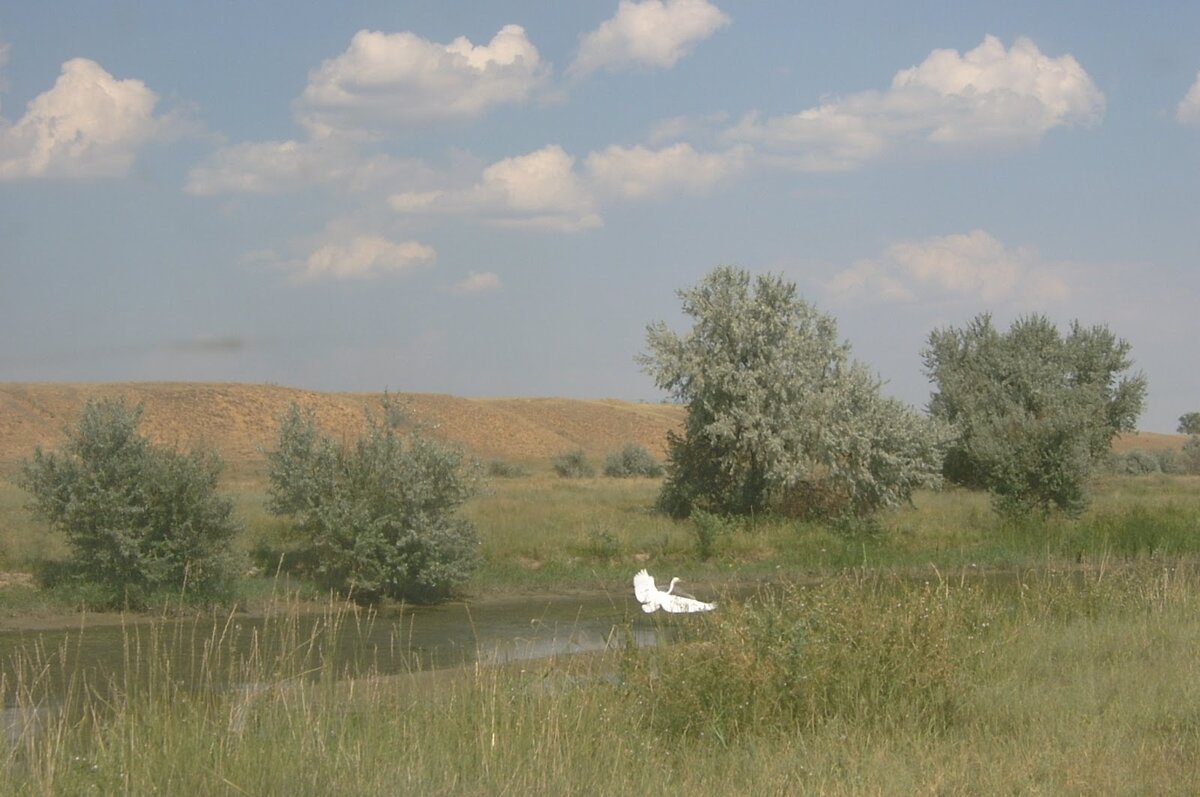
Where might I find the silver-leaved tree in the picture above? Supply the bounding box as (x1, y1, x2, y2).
(640, 265, 945, 520)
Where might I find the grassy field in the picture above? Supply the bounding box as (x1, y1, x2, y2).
(2, 463, 1200, 792)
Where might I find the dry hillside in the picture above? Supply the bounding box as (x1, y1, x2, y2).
(0, 382, 1182, 472)
(0, 382, 684, 468)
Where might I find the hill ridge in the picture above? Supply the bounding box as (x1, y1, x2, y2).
(0, 382, 684, 467)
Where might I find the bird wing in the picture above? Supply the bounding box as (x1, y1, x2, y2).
(659, 593, 716, 613)
(633, 569, 657, 604)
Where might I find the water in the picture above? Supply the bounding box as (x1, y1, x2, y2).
(0, 589, 677, 715)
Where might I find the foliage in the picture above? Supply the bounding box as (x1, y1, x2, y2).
(265, 398, 481, 604)
(924, 313, 1146, 517)
(1109, 448, 1163, 476)
(552, 449, 595, 478)
(603, 443, 664, 478)
(624, 575, 991, 741)
(1182, 437, 1200, 475)
(1178, 412, 1200, 436)
(17, 398, 238, 608)
(486, 459, 529, 478)
(640, 265, 945, 519)
(689, 509, 734, 560)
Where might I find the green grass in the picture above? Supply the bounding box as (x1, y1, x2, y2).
(1, 563, 1198, 794)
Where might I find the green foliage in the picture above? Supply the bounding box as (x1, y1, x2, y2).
(641, 265, 945, 519)
(265, 399, 481, 604)
(689, 509, 734, 559)
(17, 398, 238, 608)
(552, 449, 595, 478)
(924, 313, 1147, 517)
(624, 575, 991, 740)
(1181, 437, 1200, 475)
(1178, 412, 1200, 436)
(603, 443, 664, 478)
(1110, 448, 1162, 475)
(486, 459, 528, 478)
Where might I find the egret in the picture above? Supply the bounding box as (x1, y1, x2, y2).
(633, 569, 715, 613)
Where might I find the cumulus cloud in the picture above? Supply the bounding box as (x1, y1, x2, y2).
(294, 234, 436, 281)
(1178, 71, 1200, 126)
(570, 0, 730, 77)
(585, 141, 745, 198)
(184, 138, 435, 195)
(452, 271, 502, 294)
(390, 145, 602, 232)
(0, 58, 180, 179)
(297, 25, 546, 138)
(827, 230, 1071, 306)
(728, 36, 1104, 171)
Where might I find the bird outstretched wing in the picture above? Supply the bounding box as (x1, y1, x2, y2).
(633, 569, 657, 604)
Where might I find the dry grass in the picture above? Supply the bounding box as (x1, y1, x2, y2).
(0, 382, 683, 470)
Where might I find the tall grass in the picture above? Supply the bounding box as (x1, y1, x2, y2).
(1, 562, 1199, 793)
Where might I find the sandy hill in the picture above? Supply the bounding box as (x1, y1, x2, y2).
(0, 382, 684, 468)
(0, 382, 1182, 472)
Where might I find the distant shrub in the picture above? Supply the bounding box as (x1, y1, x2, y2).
(487, 459, 528, 478)
(1112, 449, 1162, 475)
(553, 449, 595, 479)
(18, 398, 239, 608)
(1182, 438, 1200, 475)
(690, 509, 733, 560)
(603, 443, 665, 478)
(266, 398, 481, 605)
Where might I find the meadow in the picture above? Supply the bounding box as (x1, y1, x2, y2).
(1, 466, 1199, 793)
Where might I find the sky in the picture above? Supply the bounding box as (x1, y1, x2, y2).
(0, 1, 1197, 433)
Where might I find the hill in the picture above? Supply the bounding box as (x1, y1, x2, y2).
(1, 382, 1183, 474)
(0, 382, 684, 469)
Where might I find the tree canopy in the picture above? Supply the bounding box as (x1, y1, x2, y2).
(640, 265, 944, 519)
(924, 313, 1146, 516)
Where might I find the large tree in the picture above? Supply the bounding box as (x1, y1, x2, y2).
(640, 266, 944, 519)
(923, 313, 1146, 517)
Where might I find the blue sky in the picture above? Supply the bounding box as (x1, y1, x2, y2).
(1, 1, 1196, 432)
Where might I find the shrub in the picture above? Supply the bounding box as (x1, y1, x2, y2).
(18, 398, 239, 608)
(623, 575, 992, 740)
(603, 443, 664, 478)
(1112, 449, 1161, 475)
(552, 449, 595, 479)
(487, 459, 529, 478)
(265, 398, 481, 604)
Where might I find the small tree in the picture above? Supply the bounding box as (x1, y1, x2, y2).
(553, 449, 595, 478)
(18, 398, 238, 607)
(924, 313, 1146, 517)
(640, 266, 945, 519)
(266, 399, 480, 604)
(1178, 413, 1200, 436)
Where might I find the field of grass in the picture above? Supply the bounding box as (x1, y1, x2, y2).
(2, 465, 1199, 791)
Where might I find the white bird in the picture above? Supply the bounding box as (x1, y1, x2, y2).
(633, 569, 715, 613)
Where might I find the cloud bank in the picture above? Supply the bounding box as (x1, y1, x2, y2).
(570, 0, 730, 76)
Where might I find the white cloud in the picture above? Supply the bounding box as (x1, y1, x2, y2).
(827, 230, 1072, 306)
(452, 271, 502, 294)
(585, 142, 744, 198)
(295, 234, 436, 282)
(1178, 71, 1200, 126)
(570, 0, 730, 77)
(184, 138, 435, 195)
(0, 58, 179, 179)
(728, 36, 1104, 171)
(297, 25, 546, 138)
(390, 145, 602, 232)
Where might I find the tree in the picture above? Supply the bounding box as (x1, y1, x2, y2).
(923, 313, 1146, 517)
(18, 398, 238, 607)
(265, 398, 480, 604)
(1178, 413, 1200, 436)
(640, 266, 945, 519)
